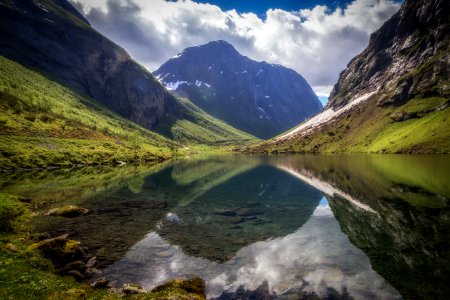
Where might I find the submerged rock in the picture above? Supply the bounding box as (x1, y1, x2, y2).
(18, 197, 32, 203)
(45, 205, 89, 218)
(235, 207, 265, 216)
(91, 277, 110, 289)
(213, 209, 237, 216)
(148, 201, 168, 209)
(122, 283, 147, 294)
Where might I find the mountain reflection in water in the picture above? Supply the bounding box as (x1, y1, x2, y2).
(2, 154, 448, 299)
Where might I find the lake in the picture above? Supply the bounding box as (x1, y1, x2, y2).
(1, 154, 449, 299)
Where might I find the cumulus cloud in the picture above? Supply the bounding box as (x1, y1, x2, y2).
(73, 0, 401, 96)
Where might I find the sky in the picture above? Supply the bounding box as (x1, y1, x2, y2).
(192, 0, 354, 16)
(72, 0, 402, 99)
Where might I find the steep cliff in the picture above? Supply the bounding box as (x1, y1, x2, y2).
(328, 0, 449, 108)
(252, 0, 449, 153)
(0, 0, 171, 129)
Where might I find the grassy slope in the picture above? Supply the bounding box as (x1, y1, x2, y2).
(251, 53, 450, 154)
(155, 97, 258, 145)
(250, 41, 450, 153)
(0, 55, 180, 170)
(261, 96, 449, 154)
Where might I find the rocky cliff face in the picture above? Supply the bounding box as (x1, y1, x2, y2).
(328, 0, 449, 109)
(253, 0, 449, 154)
(154, 41, 322, 139)
(0, 0, 173, 129)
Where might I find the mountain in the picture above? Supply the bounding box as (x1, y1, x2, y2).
(0, 0, 172, 129)
(0, 0, 256, 150)
(154, 40, 322, 139)
(251, 0, 449, 153)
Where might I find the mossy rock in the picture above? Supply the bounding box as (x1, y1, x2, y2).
(45, 205, 89, 218)
(29, 234, 85, 268)
(152, 277, 206, 298)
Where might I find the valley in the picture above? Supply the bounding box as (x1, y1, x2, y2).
(0, 0, 449, 299)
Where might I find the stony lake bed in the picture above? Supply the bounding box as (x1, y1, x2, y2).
(1, 154, 449, 299)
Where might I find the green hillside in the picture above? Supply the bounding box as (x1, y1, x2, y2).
(248, 50, 450, 154)
(156, 97, 257, 145)
(0, 56, 180, 170)
(253, 95, 450, 154)
(0, 56, 258, 170)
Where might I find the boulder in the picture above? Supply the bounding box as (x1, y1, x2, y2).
(29, 234, 85, 268)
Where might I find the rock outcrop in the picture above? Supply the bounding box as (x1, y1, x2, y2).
(327, 0, 449, 109)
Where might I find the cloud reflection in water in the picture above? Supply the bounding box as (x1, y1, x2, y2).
(101, 197, 400, 299)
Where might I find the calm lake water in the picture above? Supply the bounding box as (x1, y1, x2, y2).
(1, 154, 449, 299)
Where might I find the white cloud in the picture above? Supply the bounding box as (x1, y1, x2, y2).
(73, 0, 401, 96)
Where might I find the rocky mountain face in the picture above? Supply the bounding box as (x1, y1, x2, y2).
(154, 41, 322, 139)
(254, 0, 449, 153)
(0, 0, 173, 129)
(327, 0, 449, 109)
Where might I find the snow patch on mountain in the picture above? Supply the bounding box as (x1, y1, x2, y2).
(276, 92, 376, 141)
(164, 80, 189, 91)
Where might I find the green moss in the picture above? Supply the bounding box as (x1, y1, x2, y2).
(0, 194, 25, 232)
(45, 205, 89, 218)
(63, 240, 80, 254)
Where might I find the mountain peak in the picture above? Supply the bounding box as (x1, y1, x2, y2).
(155, 40, 322, 139)
(185, 40, 240, 56)
(205, 40, 234, 48)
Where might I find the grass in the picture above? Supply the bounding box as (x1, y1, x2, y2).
(249, 45, 450, 154)
(0, 55, 259, 170)
(0, 194, 25, 232)
(255, 96, 449, 154)
(155, 97, 258, 145)
(0, 55, 181, 170)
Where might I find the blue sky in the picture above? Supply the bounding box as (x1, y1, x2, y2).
(194, 0, 353, 16)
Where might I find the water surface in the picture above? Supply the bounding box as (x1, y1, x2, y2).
(1, 154, 449, 299)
